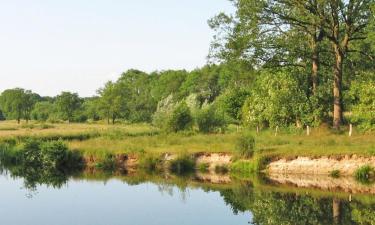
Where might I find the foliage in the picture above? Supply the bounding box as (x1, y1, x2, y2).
(169, 154, 196, 174)
(355, 165, 375, 184)
(196, 105, 227, 133)
(348, 74, 375, 130)
(166, 102, 193, 132)
(0, 88, 39, 123)
(55, 92, 82, 123)
(242, 71, 311, 128)
(235, 132, 255, 158)
(330, 170, 341, 178)
(31, 101, 54, 122)
(215, 88, 250, 121)
(95, 153, 116, 171)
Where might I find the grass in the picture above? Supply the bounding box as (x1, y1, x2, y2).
(354, 165, 375, 184)
(1, 120, 375, 166)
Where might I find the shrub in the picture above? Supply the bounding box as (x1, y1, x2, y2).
(167, 102, 193, 132)
(197, 163, 210, 172)
(235, 132, 256, 158)
(196, 106, 227, 133)
(355, 165, 375, 184)
(169, 155, 195, 174)
(215, 164, 229, 174)
(95, 153, 116, 171)
(139, 155, 162, 172)
(330, 170, 341, 178)
(348, 75, 375, 131)
(14, 139, 83, 171)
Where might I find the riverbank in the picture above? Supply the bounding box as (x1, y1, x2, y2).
(0, 121, 374, 179)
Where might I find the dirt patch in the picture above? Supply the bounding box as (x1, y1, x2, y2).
(267, 155, 375, 176)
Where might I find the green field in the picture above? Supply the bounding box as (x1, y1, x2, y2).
(1, 120, 374, 160)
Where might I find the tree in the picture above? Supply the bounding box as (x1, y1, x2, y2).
(32, 101, 54, 122)
(82, 97, 101, 121)
(97, 81, 129, 124)
(167, 102, 193, 132)
(55, 92, 82, 123)
(321, 0, 374, 129)
(118, 70, 157, 122)
(242, 71, 311, 128)
(196, 105, 227, 133)
(0, 88, 38, 123)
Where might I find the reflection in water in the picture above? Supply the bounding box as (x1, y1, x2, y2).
(1, 162, 375, 225)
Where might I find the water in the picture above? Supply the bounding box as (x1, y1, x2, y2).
(0, 170, 374, 225)
(0, 173, 251, 225)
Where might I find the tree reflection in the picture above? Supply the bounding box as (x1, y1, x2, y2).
(220, 185, 375, 225)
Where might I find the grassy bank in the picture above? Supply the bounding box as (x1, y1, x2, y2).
(0, 120, 374, 172)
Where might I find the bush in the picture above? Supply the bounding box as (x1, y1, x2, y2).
(16, 139, 83, 170)
(95, 153, 116, 171)
(169, 155, 195, 174)
(330, 170, 341, 178)
(196, 106, 227, 133)
(139, 155, 162, 172)
(197, 163, 210, 172)
(235, 132, 255, 158)
(348, 77, 375, 131)
(215, 164, 229, 174)
(167, 102, 193, 132)
(355, 165, 375, 184)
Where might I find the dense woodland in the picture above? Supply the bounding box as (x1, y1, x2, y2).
(0, 0, 374, 132)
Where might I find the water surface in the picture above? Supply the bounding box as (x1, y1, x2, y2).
(1, 170, 375, 225)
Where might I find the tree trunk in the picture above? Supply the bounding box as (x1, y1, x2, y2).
(112, 114, 116, 125)
(333, 44, 343, 129)
(311, 41, 319, 96)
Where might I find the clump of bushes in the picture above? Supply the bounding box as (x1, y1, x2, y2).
(95, 153, 116, 171)
(167, 102, 193, 133)
(1, 139, 83, 171)
(196, 106, 227, 133)
(139, 155, 163, 172)
(355, 165, 375, 184)
(169, 155, 195, 174)
(235, 132, 256, 158)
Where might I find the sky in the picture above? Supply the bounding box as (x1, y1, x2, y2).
(0, 0, 233, 97)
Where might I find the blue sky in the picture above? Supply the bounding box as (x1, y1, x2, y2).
(0, 0, 233, 97)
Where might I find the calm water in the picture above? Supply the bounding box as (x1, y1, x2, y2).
(0, 173, 251, 225)
(1, 169, 375, 225)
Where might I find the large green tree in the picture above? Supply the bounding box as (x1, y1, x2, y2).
(0, 88, 39, 123)
(55, 92, 82, 123)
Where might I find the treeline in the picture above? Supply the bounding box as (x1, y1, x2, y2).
(0, 0, 374, 131)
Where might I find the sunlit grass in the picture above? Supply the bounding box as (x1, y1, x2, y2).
(1, 120, 374, 159)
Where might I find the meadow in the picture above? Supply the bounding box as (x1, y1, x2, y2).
(0, 120, 374, 160)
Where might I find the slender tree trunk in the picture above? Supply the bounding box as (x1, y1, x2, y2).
(112, 114, 116, 125)
(311, 41, 319, 96)
(333, 44, 343, 129)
